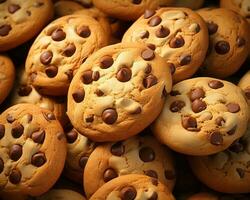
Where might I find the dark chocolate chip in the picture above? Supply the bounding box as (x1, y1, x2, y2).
(237, 37, 246, 47)
(141, 49, 155, 61)
(51, 28, 66, 41)
(79, 156, 88, 169)
(179, 54, 191, 66)
(155, 26, 170, 38)
(226, 103, 240, 113)
(0, 0, 6, 3)
(215, 41, 230, 54)
(140, 30, 149, 39)
(144, 170, 158, 178)
(191, 99, 207, 113)
(72, 89, 85, 103)
(33, 2, 44, 7)
(40, 51, 53, 65)
(215, 117, 225, 126)
(77, 26, 91, 38)
(8, 4, 20, 14)
(63, 44, 76, 57)
(85, 115, 94, 123)
(0, 157, 3, 174)
(207, 21, 218, 35)
(66, 130, 78, 143)
(100, 56, 114, 69)
(170, 100, 185, 112)
(181, 116, 198, 131)
(18, 85, 32, 96)
(132, 0, 142, 4)
(65, 69, 73, 81)
(168, 63, 176, 74)
(120, 186, 137, 200)
(165, 170, 176, 180)
(31, 152, 46, 167)
(111, 142, 125, 156)
(45, 66, 58, 78)
(162, 87, 168, 98)
(143, 74, 157, 88)
(103, 168, 118, 182)
(148, 192, 158, 200)
(169, 36, 185, 48)
(0, 124, 4, 139)
(244, 88, 250, 99)
(11, 123, 24, 138)
(43, 112, 56, 121)
(92, 71, 100, 81)
(144, 64, 152, 74)
(10, 144, 22, 161)
(31, 130, 45, 144)
(189, 88, 205, 101)
(95, 89, 104, 96)
(9, 169, 21, 184)
(82, 70, 93, 84)
(208, 80, 224, 89)
(210, 132, 223, 145)
(102, 108, 118, 124)
(26, 10, 31, 16)
(139, 147, 155, 162)
(229, 141, 244, 153)
(116, 67, 132, 82)
(148, 16, 162, 27)
(144, 10, 156, 19)
(227, 126, 237, 135)
(151, 178, 158, 186)
(6, 114, 15, 123)
(236, 168, 245, 178)
(0, 24, 12, 36)
(147, 43, 156, 50)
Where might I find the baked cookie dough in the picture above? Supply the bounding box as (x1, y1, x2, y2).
(238, 70, 250, 105)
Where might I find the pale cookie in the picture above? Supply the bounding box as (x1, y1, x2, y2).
(89, 174, 175, 200)
(54, 0, 83, 17)
(25, 14, 108, 96)
(238, 70, 250, 105)
(220, 0, 250, 23)
(64, 128, 96, 183)
(152, 77, 249, 156)
(0, 104, 67, 196)
(172, 0, 204, 10)
(197, 8, 250, 78)
(92, 0, 173, 21)
(84, 134, 175, 198)
(122, 7, 209, 83)
(0, 0, 54, 52)
(0, 54, 15, 105)
(67, 43, 172, 142)
(36, 189, 86, 200)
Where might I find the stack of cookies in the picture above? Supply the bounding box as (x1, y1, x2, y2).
(0, 0, 250, 199)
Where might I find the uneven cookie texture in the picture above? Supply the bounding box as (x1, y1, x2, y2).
(238, 70, 250, 106)
(0, 104, 67, 196)
(197, 8, 250, 78)
(123, 7, 209, 83)
(67, 43, 172, 142)
(64, 128, 96, 183)
(152, 77, 249, 155)
(0, 54, 15, 105)
(25, 14, 109, 96)
(84, 134, 175, 198)
(0, 0, 54, 52)
(36, 189, 86, 200)
(89, 174, 175, 200)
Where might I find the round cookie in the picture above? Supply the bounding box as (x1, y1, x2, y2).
(122, 7, 209, 83)
(220, 0, 250, 23)
(89, 174, 175, 200)
(197, 8, 250, 78)
(92, 0, 173, 21)
(84, 134, 176, 198)
(0, 104, 67, 196)
(238, 70, 250, 105)
(67, 43, 172, 142)
(25, 14, 109, 96)
(54, 0, 83, 17)
(152, 77, 249, 156)
(0, 54, 15, 105)
(0, 0, 54, 52)
(172, 0, 204, 10)
(36, 189, 86, 200)
(64, 128, 96, 183)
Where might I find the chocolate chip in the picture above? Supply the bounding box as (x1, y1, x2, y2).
(179, 54, 191, 66)
(111, 142, 125, 156)
(168, 63, 176, 74)
(215, 41, 230, 54)
(43, 112, 56, 121)
(170, 100, 185, 112)
(148, 16, 162, 27)
(165, 170, 176, 180)
(181, 116, 198, 131)
(33, 2, 44, 7)
(191, 99, 207, 113)
(26, 10, 31, 16)
(226, 103, 240, 113)
(45, 66, 58, 78)
(103, 168, 118, 182)
(208, 80, 224, 89)
(244, 88, 250, 99)
(227, 126, 237, 135)
(207, 21, 218, 35)
(85, 115, 94, 123)
(0, 157, 3, 174)
(79, 156, 88, 169)
(6, 114, 15, 123)
(31, 152, 46, 167)
(31, 130, 45, 144)
(0, 24, 12, 36)
(102, 108, 118, 124)
(9, 169, 21, 184)
(144, 10, 156, 19)
(132, 0, 141, 4)
(143, 74, 157, 88)
(82, 70, 93, 84)
(237, 37, 246, 47)
(189, 88, 205, 101)
(147, 43, 156, 50)
(120, 186, 137, 200)
(144, 64, 152, 74)
(8, 4, 20, 14)
(40, 51, 53, 65)
(63, 43, 76, 57)
(155, 26, 170, 38)
(148, 192, 158, 200)
(132, 107, 142, 114)
(65, 69, 73, 81)
(100, 56, 113, 69)
(229, 141, 244, 153)
(51, 29, 66, 41)
(77, 26, 91, 38)
(141, 49, 155, 61)
(0, 124, 5, 139)
(169, 36, 185, 48)
(236, 168, 245, 178)
(151, 178, 158, 186)
(144, 170, 158, 178)
(10, 144, 22, 161)
(162, 87, 168, 98)
(11, 123, 24, 138)
(95, 89, 104, 96)
(210, 132, 223, 145)
(140, 30, 149, 39)
(116, 67, 132, 82)
(92, 71, 100, 81)
(215, 117, 225, 126)
(72, 89, 85, 103)
(18, 85, 32, 96)
(66, 130, 78, 143)
(0, 0, 6, 3)
(139, 147, 155, 162)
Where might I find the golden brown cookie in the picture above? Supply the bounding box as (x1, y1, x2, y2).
(54, 0, 83, 17)
(238, 70, 250, 105)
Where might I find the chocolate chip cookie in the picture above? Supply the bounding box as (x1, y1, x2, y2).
(238, 70, 250, 106)
(54, 0, 83, 17)
(84, 134, 175, 198)
(25, 14, 109, 96)
(172, 0, 204, 10)
(0, 104, 67, 196)
(37, 189, 86, 200)
(89, 174, 175, 200)
(67, 43, 172, 142)
(152, 77, 249, 155)
(197, 8, 250, 78)
(0, 0, 54, 52)
(122, 7, 209, 83)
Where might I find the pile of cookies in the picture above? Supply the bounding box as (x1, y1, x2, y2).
(0, 0, 250, 199)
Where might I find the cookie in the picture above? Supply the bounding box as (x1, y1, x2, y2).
(122, 7, 209, 83)
(64, 128, 96, 183)
(92, 0, 173, 21)
(84, 134, 176, 198)
(0, 104, 67, 196)
(0, 54, 15, 105)
(152, 77, 249, 156)
(172, 0, 204, 10)
(187, 193, 218, 200)
(25, 14, 109, 96)
(54, 0, 83, 17)
(220, 0, 250, 23)
(197, 8, 250, 78)
(89, 174, 175, 200)
(67, 43, 172, 142)
(0, 0, 54, 52)
(36, 189, 86, 200)
(238, 70, 250, 105)
(75, 0, 93, 8)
